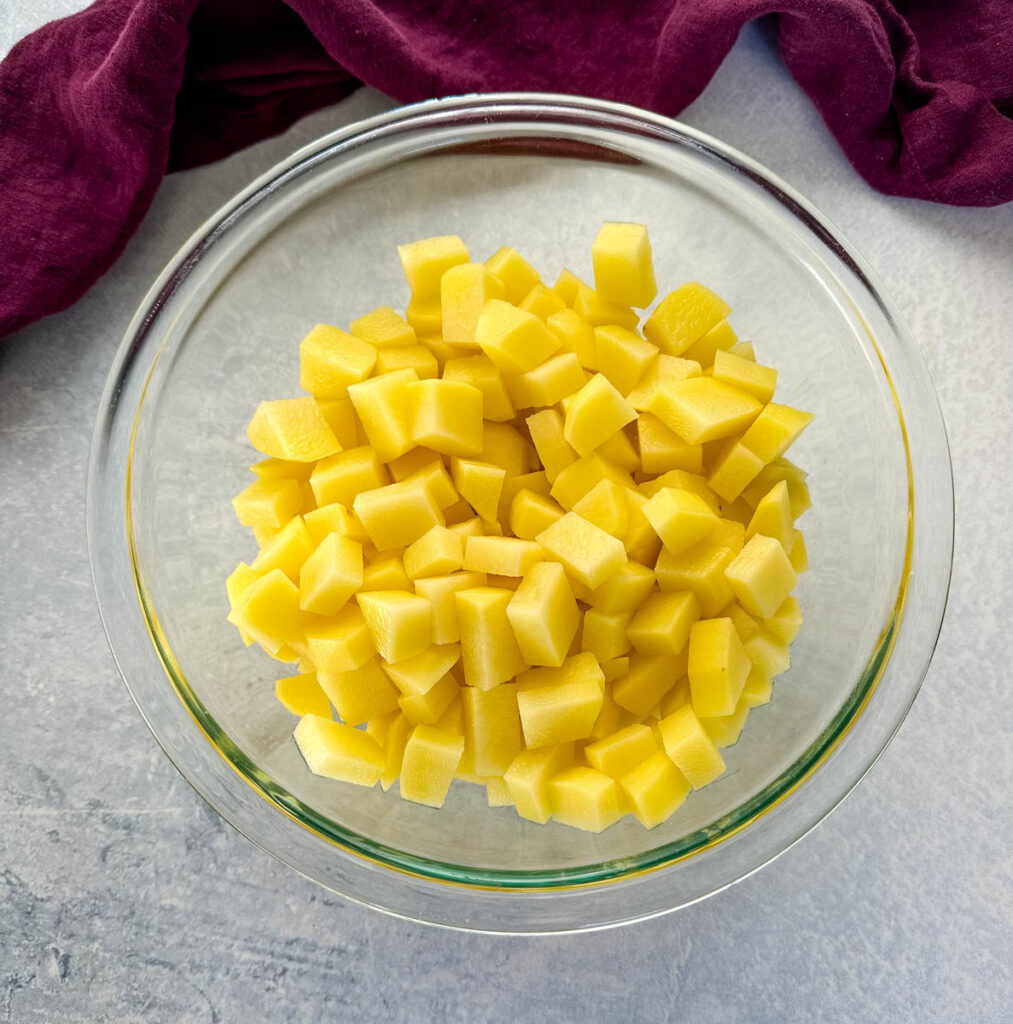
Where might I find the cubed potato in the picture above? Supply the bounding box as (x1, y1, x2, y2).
(293, 714, 385, 786)
(349, 306, 417, 349)
(455, 587, 528, 690)
(626, 354, 702, 411)
(481, 422, 535, 477)
(275, 672, 331, 718)
(657, 675, 691, 717)
(485, 775, 515, 807)
(657, 704, 726, 788)
(485, 246, 540, 302)
(619, 751, 691, 828)
(406, 379, 483, 456)
(232, 569, 304, 656)
(450, 458, 507, 523)
(601, 656, 630, 682)
(613, 653, 683, 716)
(498, 471, 551, 520)
(682, 319, 737, 367)
(374, 712, 412, 791)
(592, 222, 657, 309)
(746, 480, 793, 549)
(687, 617, 750, 717)
(398, 672, 460, 725)
(551, 268, 584, 306)
(510, 489, 565, 540)
(725, 534, 798, 619)
(649, 377, 762, 445)
(642, 487, 720, 555)
(318, 656, 402, 726)
(355, 590, 432, 664)
(374, 345, 439, 379)
(517, 656, 605, 748)
(581, 608, 632, 663)
(765, 596, 803, 644)
(643, 282, 731, 355)
(441, 263, 506, 344)
(572, 478, 630, 538)
(352, 480, 444, 550)
(596, 429, 640, 474)
(314, 397, 364, 450)
(593, 327, 659, 398)
(299, 323, 377, 398)
(310, 446, 388, 508)
(518, 283, 567, 321)
(399, 724, 465, 807)
(381, 644, 461, 696)
(740, 403, 814, 463)
(504, 743, 575, 823)
(249, 457, 314, 482)
(443, 353, 515, 422)
(463, 536, 544, 577)
(359, 552, 411, 592)
(414, 570, 487, 645)
(549, 452, 632, 510)
(462, 683, 523, 776)
(712, 349, 777, 402)
(744, 629, 791, 679)
(546, 308, 597, 371)
(347, 368, 419, 462)
(304, 605, 374, 673)
(475, 299, 560, 374)
(247, 397, 341, 462)
(403, 525, 464, 579)
(584, 723, 657, 779)
(637, 413, 703, 474)
(252, 515, 315, 581)
(536, 511, 627, 590)
(403, 460, 459, 510)
(549, 766, 623, 833)
(591, 560, 656, 613)
(526, 408, 577, 483)
(701, 696, 751, 748)
(563, 373, 637, 456)
(397, 236, 469, 300)
(298, 533, 363, 615)
(708, 441, 765, 503)
(572, 284, 639, 330)
(741, 664, 773, 707)
(627, 591, 700, 656)
(506, 352, 585, 409)
(405, 296, 442, 337)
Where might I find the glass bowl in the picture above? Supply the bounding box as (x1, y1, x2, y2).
(88, 94, 952, 933)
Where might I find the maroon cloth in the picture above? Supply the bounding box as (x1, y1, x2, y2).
(1, 0, 1010, 338)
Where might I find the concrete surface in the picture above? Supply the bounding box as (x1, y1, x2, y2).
(2, 6, 1011, 1022)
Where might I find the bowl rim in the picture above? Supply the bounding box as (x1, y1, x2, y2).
(87, 92, 954, 932)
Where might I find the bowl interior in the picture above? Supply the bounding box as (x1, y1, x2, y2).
(126, 121, 910, 884)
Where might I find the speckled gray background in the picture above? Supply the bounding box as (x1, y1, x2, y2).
(2, 6, 1011, 1022)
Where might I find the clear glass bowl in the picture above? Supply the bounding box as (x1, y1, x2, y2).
(88, 94, 952, 933)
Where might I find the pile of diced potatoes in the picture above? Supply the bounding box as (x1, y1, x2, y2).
(227, 223, 812, 833)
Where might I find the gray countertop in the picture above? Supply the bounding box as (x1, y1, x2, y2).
(2, 7, 1011, 1022)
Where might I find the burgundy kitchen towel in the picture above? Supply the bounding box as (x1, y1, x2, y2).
(1, 0, 1010, 338)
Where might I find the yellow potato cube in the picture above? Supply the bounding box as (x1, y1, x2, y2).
(626, 354, 702, 411)
(498, 471, 550, 519)
(299, 323, 377, 399)
(318, 656, 402, 726)
(563, 373, 637, 456)
(593, 325, 659, 395)
(649, 377, 762, 445)
(298, 532, 363, 615)
(724, 601, 760, 643)
(746, 479, 793, 549)
(462, 683, 523, 776)
(314, 397, 362, 449)
(504, 743, 575, 824)
(596, 430, 640, 474)
(475, 299, 560, 374)
(572, 284, 639, 330)
(374, 345, 439, 379)
(381, 643, 461, 696)
(405, 296, 442, 337)
(485, 775, 514, 807)
(613, 653, 684, 716)
(591, 560, 656, 613)
(658, 675, 691, 717)
(588, 683, 624, 739)
(622, 489, 661, 560)
(510, 489, 564, 540)
(581, 608, 632, 662)
(496, 561, 578, 669)
(403, 525, 463, 579)
(505, 352, 585, 409)
(443, 353, 515, 422)
(730, 340, 755, 360)
(744, 629, 790, 679)
(406, 379, 483, 456)
(359, 552, 411, 592)
(518, 664, 604, 747)
(637, 413, 703, 474)
(309, 446, 388, 508)
(249, 457, 313, 482)
(655, 535, 736, 617)
(447, 516, 484, 542)
(536, 511, 627, 590)
(572, 478, 630, 538)
(247, 397, 341, 462)
(726, 533, 798, 619)
(403, 460, 459, 510)
(399, 724, 465, 807)
(446, 458, 505, 524)
(642, 487, 720, 556)
(546, 308, 597, 370)
(619, 750, 691, 828)
(481, 421, 534, 476)
(712, 348, 777, 402)
(437, 696, 465, 735)
(643, 282, 731, 355)
(627, 591, 700, 656)
(387, 446, 443, 482)
(275, 672, 331, 718)
(374, 711, 412, 791)
(701, 697, 751, 748)
(440, 262, 506, 344)
(551, 268, 584, 306)
(398, 672, 460, 726)
(397, 235, 469, 300)
(525, 408, 576, 483)
(766, 596, 803, 644)
(232, 569, 304, 656)
(739, 456, 808, 504)
(455, 587, 528, 690)
(549, 452, 632, 510)
(657, 704, 726, 788)
(304, 605, 374, 673)
(549, 766, 623, 833)
(518, 282, 567, 321)
(592, 222, 657, 309)
(355, 590, 432, 664)
(740, 403, 814, 463)
(352, 480, 443, 551)
(682, 319, 737, 367)
(485, 246, 540, 303)
(741, 665, 773, 707)
(252, 515, 314, 581)
(349, 306, 417, 349)
(463, 536, 543, 577)
(707, 441, 765, 503)
(293, 714, 384, 786)
(584, 723, 657, 778)
(346, 368, 419, 462)
(601, 656, 630, 681)
(414, 570, 487, 644)
(687, 617, 750, 717)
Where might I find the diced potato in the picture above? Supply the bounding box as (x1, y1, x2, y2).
(485, 246, 540, 302)
(549, 766, 623, 833)
(572, 284, 639, 330)
(506, 352, 585, 409)
(682, 320, 737, 367)
(247, 397, 341, 462)
(498, 471, 551, 520)
(591, 560, 656, 613)
(298, 532, 363, 615)
(310, 446, 388, 508)
(536, 511, 627, 589)
(374, 345, 439, 379)
(563, 373, 637, 456)
(627, 591, 700, 656)
(299, 324, 377, 398)
(517, 656, 605, 748)
(347, 368, 419, 462)
(414, 570, 487, 645)
(374, 712, 412, 791)
(443, 353, 515, 422)
(399, 724, 465, 807)
(730, 340, 755, 361)
(252, 515, 314, 581)
(613, 652, 682, 716)
(294, 714, 384, 786)
(766, 596, 803, 644)
(318, 656, 401, 726)
(249, 457, 314, 482)
(657, 675, 691, 716)
(546, 308, 597, 370)
(740, 403, 814, 463)
(441, 263, 506, 344)
(398, 671, 460, 725)
(403, 460, 459, 510)
(526, 408, 577, 483)
(744, 629, 791, 679)
(510, 489, 565, 540)
(359, 552, 411, 592)
(596, 430, 640, 474)
(581, 608, 632, 662)
(642, 487, 720, 556)
(724, 601, 760, 643)
(643, 282, 731, 356)
(572, 478, 630, 538)
(726, 534, 798, 619)
(622, 489, 661, 559)
(601, 656, 630, 681)
(712, 349, 776, 403)
(741, 665, 773, 707)
(656, 535, 737, 617)
(584, 723, 657, 778)
(701, 697, 751, 748)
(550, 452, 632, 510)
(352, 480, 444, 550)
(649, 377, 762, 445)
(619, 751, 691, 828)
(349, 306, 417, 349)
(637, 413, 703, 474)
(450, 458, 506, 524)
(592, 222, 657, 309)
(687, 617, 750, 717)
(481, 422, 534, 478)
(403, 525, 464, 579)
(405, 296, 442, 337)
(551, 268, 584, 306)
(657, 704, 726, 788)
(275, 672, 331, 718)
(504, 742, 575, 823)
(356, 590, 432, 664)
(304, 605, 374, 673)
(406, 379, 483, 456)
(463, 536, 544, 577)
(707, 441, 764, 503)
(398, 236, 470, 300)
(593, 325, 659, 396)
(746, 480, 793, 549)
(314, 398, 362, 450)
(462, 684, 523, 776)
(626, 354, 702, 411)
(232, 569, 303, 656)
(381, 644, 461, 696)
(456, 587, 528, 690)
(485, 775, 514, 807)
(519, 283, 567, 321)
(475, 299, 560, 374)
